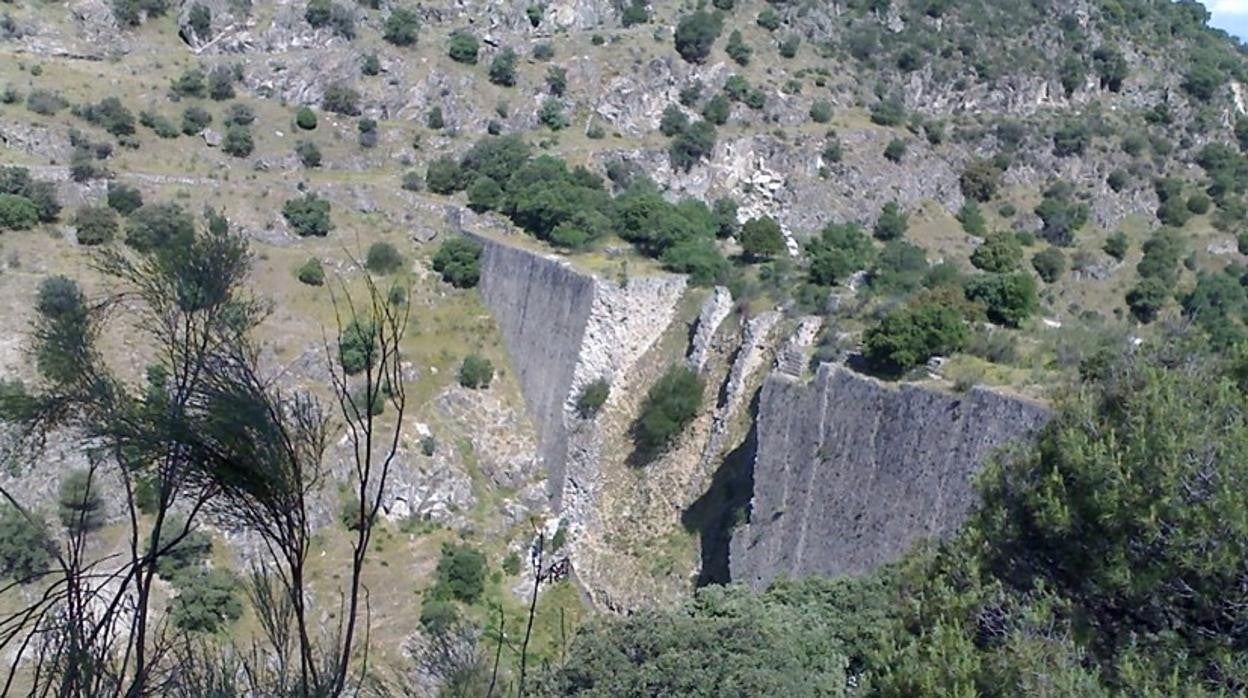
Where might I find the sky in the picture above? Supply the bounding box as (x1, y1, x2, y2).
(1208, 0, 1248, 39)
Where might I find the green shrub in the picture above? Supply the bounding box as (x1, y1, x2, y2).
(152, 516, 212, 580)
(660, 105, 689, 136)
(58, 470, 105, 534)
(883, 138, 907, 163)
(539, 98, 568, 130)
(872, 201, 908, 241)
(181, 105, 212, 136)
(673, 10, 722, 63)
(321, 83, 360, 116)
(26, 89, 68, 116)
(338, 320, 376, 375)
(502, 552, 521, 576)
(726, 30, 751, 65)
(805, 222, 874, 286)
(296, 106, 318, 130)
(296, 257, 325, 286)
(221, 125, 253, 157)
(957, 201, 986, 235)
(739, 216, 785, 260)
(1187, 193, 1212, 215)
(960, 159, 1002, 202)
(169, 568, 243, 633)
(365, 241, 403, 274)
(383, 6, 420, 46)
(170, 68, 206, 98)
(532, 42, 554, 60)
(467, 176, 504, 212)
(0, 194, 38, 230)
(869, 98, 905, 127)
(488, 49, 518, 86)
(701, 94, 730, 125)
(1035, 182, 1089, 246)
(863, 291, 969, 374)
(634, 365, 703, 457)
(576, 379, 610, 418)
(361, 52, 381, 76)
(305, 0, 331, 27)
(756, 7, 780, 30)
(73, 205, 118, 245)
(432, 542, 487, 603)
(77, 96, 135, 136)
(1126, 276, 1172, 323)
(295, 140, 322, 167)
(207, 67, 234, 101)
(621, 0, 648, 26)
(1052, 119, 1090, 157)
(1031, 246, 1067, 283)
(143, 112, 180, 138)
(426, 105, 445, 130)
(0, 507, 53, 582)
(965, 272, 1039, 327)
(282, 193, 332, 237)
(1104, 231, 1129, 260)
(357, 117, 377, 148)
(809, 100, 832, 123)
(546, 66, 567, 96)
(448, 30, 479, 64)
(426, 157, 462, 194)
(187, 3, 212, 37)
(125, 203, 195, 252)
(107, 182, 143, 215)
(970, 232, 1022, 273)
(778, 34, 800, 58)
(458, 354, 494, 389)
(669, 120, 717, 172)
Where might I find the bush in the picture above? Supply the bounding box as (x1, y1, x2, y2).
(26, 89, 68, 116)
(362, 53, 381, 76)
(365, 241, 403, 274)
(957, 201, 986, 236)
(207, 67, 234, 101)
(223, 102, 255, 127)
(170, 569, 243, 633)
(107, 182, 143, 215)
(357, 117, 377, 148)
(701, 94, 730, 125)
(432, 542, 486, 603)
(432, 237, 482, 288)
(1104, 231, 1129, 260)
(576, 379, 610, 418)
(282, 194, 332, 237)
(863, 291, 969, 374)
(532, 42, 554, 60)
(1035, 183, 1089, 246)
(965, 272, 1039, 327)
(739, 216, 785, 260)
(295, 140, 322, 167)
(809, 100, 832, 124)
(621, 0, 648, 26)
(1031, 246, 1067, 283)
(634, 365, 703, 457)
(321, 83, 360, 115)
(539, 98, 568, 130)
(458, 354, 494, 389)
(1053, 119, 1090, 157)
(338, 320, 376, 375)
(296, 257, 325, 286)
(779, 34, 801, 59)
(58, 470, 105, 533)
(305, 0, 331, 27)
(78, 96, 135, 136)
(0, 194, 38, 230)
(0, 507, 53, 582)
(869, 98, 905, 127)
(187, 2, 212, 37)
(221, 125, 253, 157)
(883, 138, 907, 163)
(448, 30, 479, 64)
(674, 10, 722, 63)
(970, 232, 1022, 273)
(1187, 193, 1212, 215)
(872, 202, 907, 241)
(659, 105, 689, 137)
(669, 120, 717, 172)
(181, 105, 212, 136)
(756, 7, 780, 30)
(726, 30, 751, 65)
(125, 203, 195, 252)
(467, 176, 504, 213)
(806, 222, 874, 286)
(296, 106, 318, 130)
(73, 205, 118, 245)
(426, 157, 462, 194)
(383, 6, 420, 46)
(488, 49, 518, 86)
(170, 68, 206, 98)
(152, 516, 212, 580)
(960, 159, 1002, 202)
(400, 170, 423, 192)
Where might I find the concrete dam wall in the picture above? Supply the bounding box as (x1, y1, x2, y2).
(729, 363, 1049, 591)
(464, 228, 686, 508)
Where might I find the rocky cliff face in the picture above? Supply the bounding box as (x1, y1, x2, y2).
(729, 364, 1049, 590)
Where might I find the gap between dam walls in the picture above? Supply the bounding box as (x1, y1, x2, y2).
(457, 226, 1050, 605)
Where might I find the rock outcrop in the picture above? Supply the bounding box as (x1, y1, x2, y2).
(729, 364, 1049, 590)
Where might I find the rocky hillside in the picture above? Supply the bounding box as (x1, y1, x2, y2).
(1, 0, 1248, 694)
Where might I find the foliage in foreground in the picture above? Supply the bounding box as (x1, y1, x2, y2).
(541, 337, 1248, 695)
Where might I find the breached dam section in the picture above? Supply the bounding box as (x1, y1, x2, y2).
(730, 363, 1049, 590)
